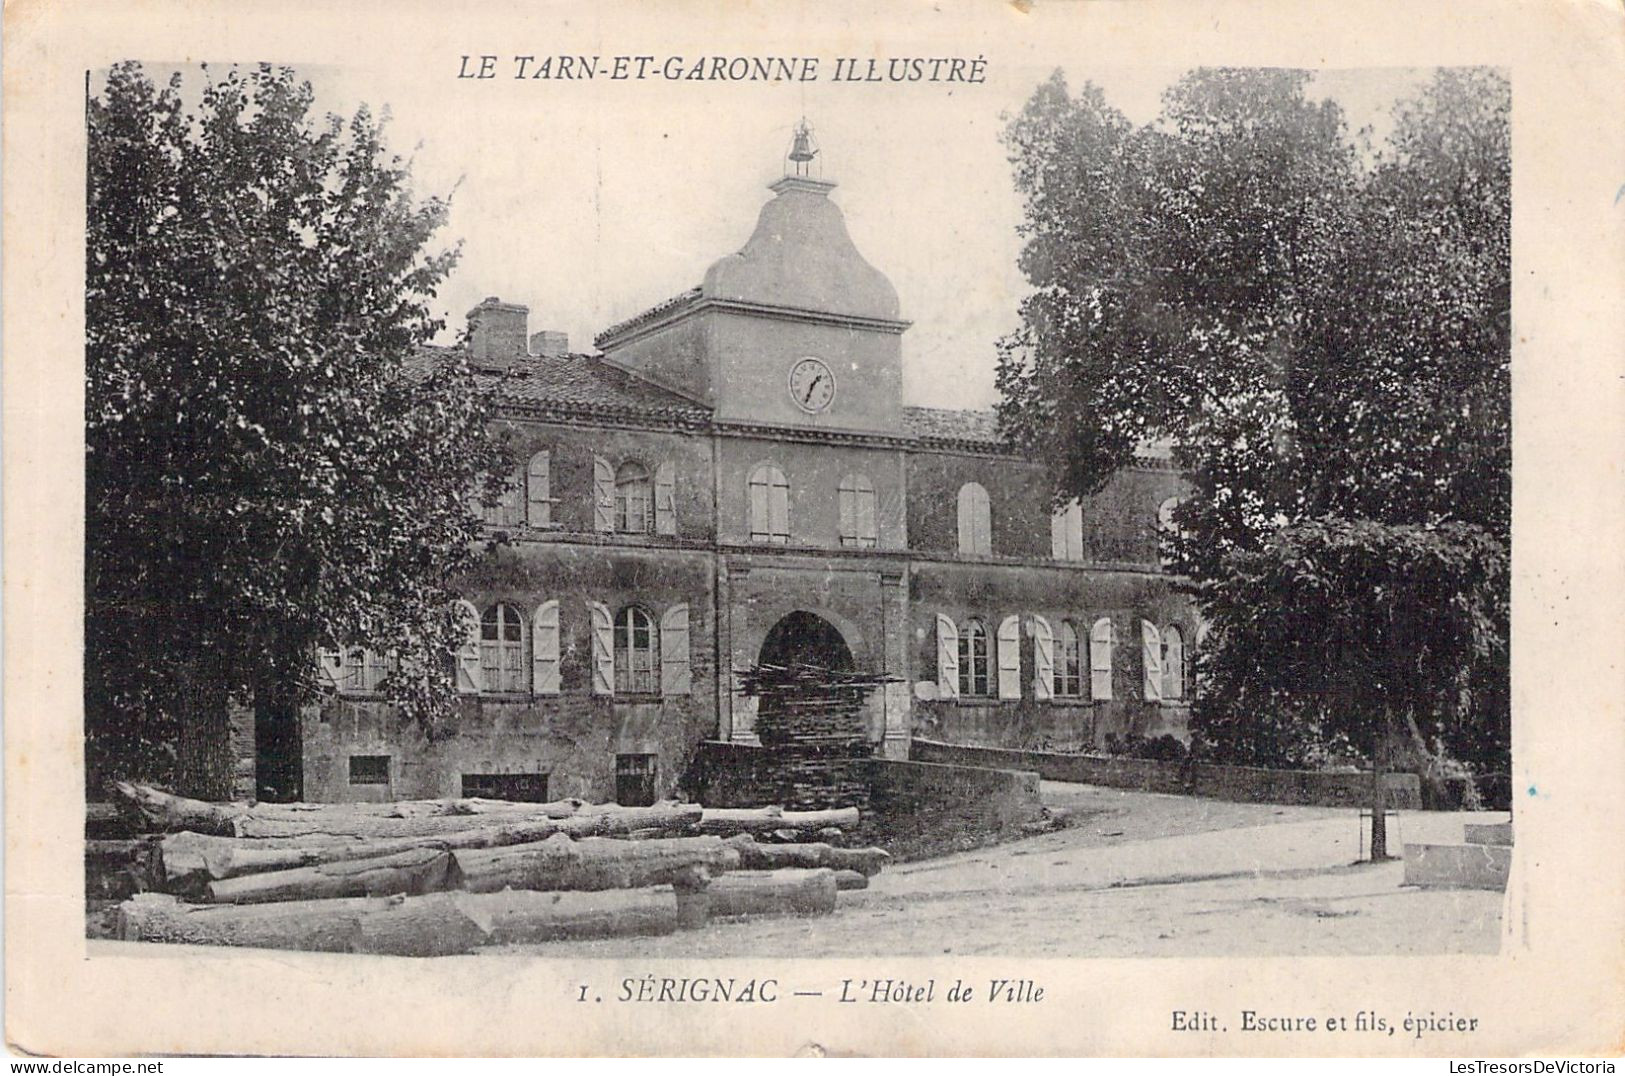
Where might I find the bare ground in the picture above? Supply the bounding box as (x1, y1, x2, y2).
(492, 783, 1505, 959)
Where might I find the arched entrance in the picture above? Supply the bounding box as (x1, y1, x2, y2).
(757, 610, 854, 672)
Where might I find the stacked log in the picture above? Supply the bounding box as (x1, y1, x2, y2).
(101, 782, 891, 956)
(734, 664, 897, 812)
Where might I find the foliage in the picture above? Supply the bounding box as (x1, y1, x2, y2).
(86, 62, 508, 794)
(1102, 732, 1188, 763)
(996, 68, 1510, 774)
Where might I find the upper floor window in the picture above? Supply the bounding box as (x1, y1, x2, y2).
(1051, 500, 1084, 561)
(1157, 496, 1182, 568)
(526, 450, 553, 528)
(838, 473, 877, 548)
(957, 482, 992, 555)
(342, 647, 392, 693)
(749, 463, 790, 544)
(615, 461, 653, 534)
(480, 602, 529, 693)
(1057, 620, 1083, 697)
(1162, 624, 1186, 700)
(614, 605, 660, 694)
(957, 617, 991, 697)
(482, 467, 524, 527)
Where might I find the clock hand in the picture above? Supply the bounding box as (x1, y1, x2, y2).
(803, 375, 823, 405)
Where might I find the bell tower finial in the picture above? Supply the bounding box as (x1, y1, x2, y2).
(785, 118, 819, 178)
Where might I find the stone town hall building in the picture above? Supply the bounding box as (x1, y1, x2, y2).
(302, 143, 1198, 805)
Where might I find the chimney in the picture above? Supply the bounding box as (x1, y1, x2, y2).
(530, 330, 569, 358)
(467, 297, 529, 368)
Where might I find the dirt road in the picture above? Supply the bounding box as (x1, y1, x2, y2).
(497, 783, 1505, 958)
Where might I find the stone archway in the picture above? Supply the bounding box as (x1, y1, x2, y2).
(757, 610, 855, 673)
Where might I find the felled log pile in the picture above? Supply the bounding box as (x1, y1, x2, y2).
(734, 663, 899, 811)
(99, 782, 891, 956)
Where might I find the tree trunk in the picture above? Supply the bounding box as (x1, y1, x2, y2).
(722, 835, 890, 876)
(697, 806, 860, 835)
(118, 888, 683, 956)
(1370, 707, 1392, 862)
(454, 834, 738, 894)
(203, 847, 460, 904)
(170, 658, 234, 802)
(692, 868, 838, 919)
(253, 670, 303, 804)
(153, 806, 706, 892)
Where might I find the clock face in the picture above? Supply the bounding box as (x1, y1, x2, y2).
(788, 356, 837, 414)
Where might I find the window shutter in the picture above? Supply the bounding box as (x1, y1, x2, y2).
(768, 471, 789, 542)
(976, 492, 992, 555)
(589, 601, 614, 695)
(453, 600, 482, 694)
(654, 461, 676, 536)
(660, 603, 691, 696)
(531, 600, 561, 695)
(1031, 615, 1054, 701)
(1141, 619, 1163, 702)
(935, 614, 959, 700)
(1162, 626, 1184, 700)
(317, 648, 344, 690)
(1051, 509, 1067, 560)
(749, 471, 769, 539)
(1090, 617, 1114, 701)
(527, 451, 551, 528)
(838, 480, 855, 543)
(957, 486, 974, 554)
(997, 615, 1022, 700)
(593, 456, 615, 532)
(857, 480, 876, 545)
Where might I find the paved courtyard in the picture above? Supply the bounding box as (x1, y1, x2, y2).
(502, 783, 1506, 958)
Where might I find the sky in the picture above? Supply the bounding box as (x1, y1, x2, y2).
(124, 59, 1432, 410)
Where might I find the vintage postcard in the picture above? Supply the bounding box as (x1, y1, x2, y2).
(5, 0, 1624, 1059)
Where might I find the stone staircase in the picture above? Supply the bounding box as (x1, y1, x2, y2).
(1402, 818, 1512, 891)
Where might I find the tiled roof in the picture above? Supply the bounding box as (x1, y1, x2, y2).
(480, 354, 710, 420)
(594, 286, 703, 347)
(902, 406, 1007, 447)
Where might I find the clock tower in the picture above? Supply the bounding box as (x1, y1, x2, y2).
(595, 128, 909, 435)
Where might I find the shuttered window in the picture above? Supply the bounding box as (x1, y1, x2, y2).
(526, 450, 553, 528)
(1050, 500, 1084, 561)
(997, 615, 1022, 700)
(654, 461, 677, 536)
(614, 605, 659, 694)
(957, 483, 992, 555)
(615, 461, 653, 534)
(483, 465, 524, 527)
(749, 464, 790, 544)
(1162, 625, 1185, 700)
(838, 474, 877, 548)
(592, 456, 615, 532)
(1032, 615, 1055, 701)
(481, 602, 528, 693)
(588, 601, 614, 695)
(341, 648, 392, 693)
(1089, 617, 1114, 701)
(1056, 620, 1083, 697)
(958, 618, 991, 697)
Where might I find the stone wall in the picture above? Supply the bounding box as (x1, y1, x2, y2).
(910, 738, 1423, 810)
(686, 740, 1045, 861)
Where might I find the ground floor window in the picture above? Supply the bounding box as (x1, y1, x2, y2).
(616, 753, 657, 807)
(461, 772, 550, 802)
(348, 755, 390, 786)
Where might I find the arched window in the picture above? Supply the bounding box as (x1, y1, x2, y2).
(1157, 496, 1182, 568)
(1089, 616, 1115, 700)
(615, 461, 653, 534)
(957, 482, 992, 555)
(614, 605, 660, 694)
(1057, 620, 1083, 697)
(748, 463, 790, 544)
(480, 602, 528, 693)
(1051, 500, 1084, 561)
(838, 473, 877, 548)
(1162, 625, 1186, 700)
(526, 450, 553, 528)
(957, 617, 991, 697)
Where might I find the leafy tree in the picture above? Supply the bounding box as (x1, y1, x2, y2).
(86, 62, 509, 800)
(996, 68, 1510, 856)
